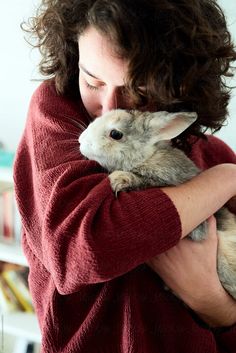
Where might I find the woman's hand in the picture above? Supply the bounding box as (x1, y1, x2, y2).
(147, 216, 236, 327)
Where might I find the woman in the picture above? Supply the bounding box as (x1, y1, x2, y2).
(14, 0, 236, 352)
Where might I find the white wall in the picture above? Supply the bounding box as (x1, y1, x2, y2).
(216, 0, 236, 150)
(0, 0, 235, 152)
(0, 0, 40, 152)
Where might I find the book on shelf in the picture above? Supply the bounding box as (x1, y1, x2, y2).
(0, 181, 22, 243)
(1, 267, 34, 313)
(0, 276, 22, 313)
(3, 189, 14, 238)
(0, 264, 34, 314)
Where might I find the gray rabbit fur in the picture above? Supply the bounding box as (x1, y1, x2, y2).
(79, 109, 236, 300)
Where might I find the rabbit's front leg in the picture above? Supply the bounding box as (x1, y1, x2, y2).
(109, 170, 143, 196)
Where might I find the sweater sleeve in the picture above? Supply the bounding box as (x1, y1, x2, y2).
(190, 134, 236, 170)
(214, 325, 236, 352)
(13, 82, 181, 294)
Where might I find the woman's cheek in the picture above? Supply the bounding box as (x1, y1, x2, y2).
(79, 83, 100, 117)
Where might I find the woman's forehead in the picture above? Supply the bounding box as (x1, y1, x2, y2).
(78, 26, 129, 86)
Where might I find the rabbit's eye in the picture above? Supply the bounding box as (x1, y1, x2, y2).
(109, 129, 123, 140)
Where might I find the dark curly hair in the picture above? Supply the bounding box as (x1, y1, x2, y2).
(22, 0, 236, 150)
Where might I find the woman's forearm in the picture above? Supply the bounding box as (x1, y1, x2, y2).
(194, 285, 236, 328)
(161, 163, 236, 239)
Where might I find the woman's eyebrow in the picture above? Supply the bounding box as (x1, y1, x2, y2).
(79, 63, 126, 88)
(79, 63, 101, 80)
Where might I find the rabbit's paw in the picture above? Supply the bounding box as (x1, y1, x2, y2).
(109, 171, 137, 196)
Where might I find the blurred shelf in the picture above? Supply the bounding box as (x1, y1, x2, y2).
(0, 238, 28, 267)
(0, 170, 41, 344)
(0, 167, 13, 183)
(3, 311, 41, 343)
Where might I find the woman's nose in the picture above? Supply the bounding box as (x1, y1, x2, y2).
(101, 87, 130, 114)
(102, 91, 117, 114)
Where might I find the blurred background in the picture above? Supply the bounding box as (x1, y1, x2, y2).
(0, 1, 235, 352)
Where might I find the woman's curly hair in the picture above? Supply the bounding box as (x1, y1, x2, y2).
(22, 0, 236, 150)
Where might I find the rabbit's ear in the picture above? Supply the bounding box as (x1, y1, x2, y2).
(150, 112, 197, 141)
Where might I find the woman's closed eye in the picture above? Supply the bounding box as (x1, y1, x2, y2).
(86, 82, 100, 91)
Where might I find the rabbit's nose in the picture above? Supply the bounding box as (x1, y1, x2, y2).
(78, 131, 85, 143)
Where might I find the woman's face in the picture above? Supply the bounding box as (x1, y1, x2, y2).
(78, 26, 134, 118)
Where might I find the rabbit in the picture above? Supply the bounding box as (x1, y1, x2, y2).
(79, 109, 236, 300)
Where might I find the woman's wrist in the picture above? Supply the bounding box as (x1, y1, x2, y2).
(215, 164, 236, 197)
(191, 284, 236, 328)
(162, 163, 236, 239)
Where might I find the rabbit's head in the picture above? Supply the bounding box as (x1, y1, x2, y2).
(79, 109, 197, 171)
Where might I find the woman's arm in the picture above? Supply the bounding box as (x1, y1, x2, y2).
(196, 287, 236, 328)
(161, 163, 236, 238)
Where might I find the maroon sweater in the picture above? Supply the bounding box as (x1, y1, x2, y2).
(14, 81, 236, 353)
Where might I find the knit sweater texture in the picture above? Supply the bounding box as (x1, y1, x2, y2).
(14, 81, 236, 353)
